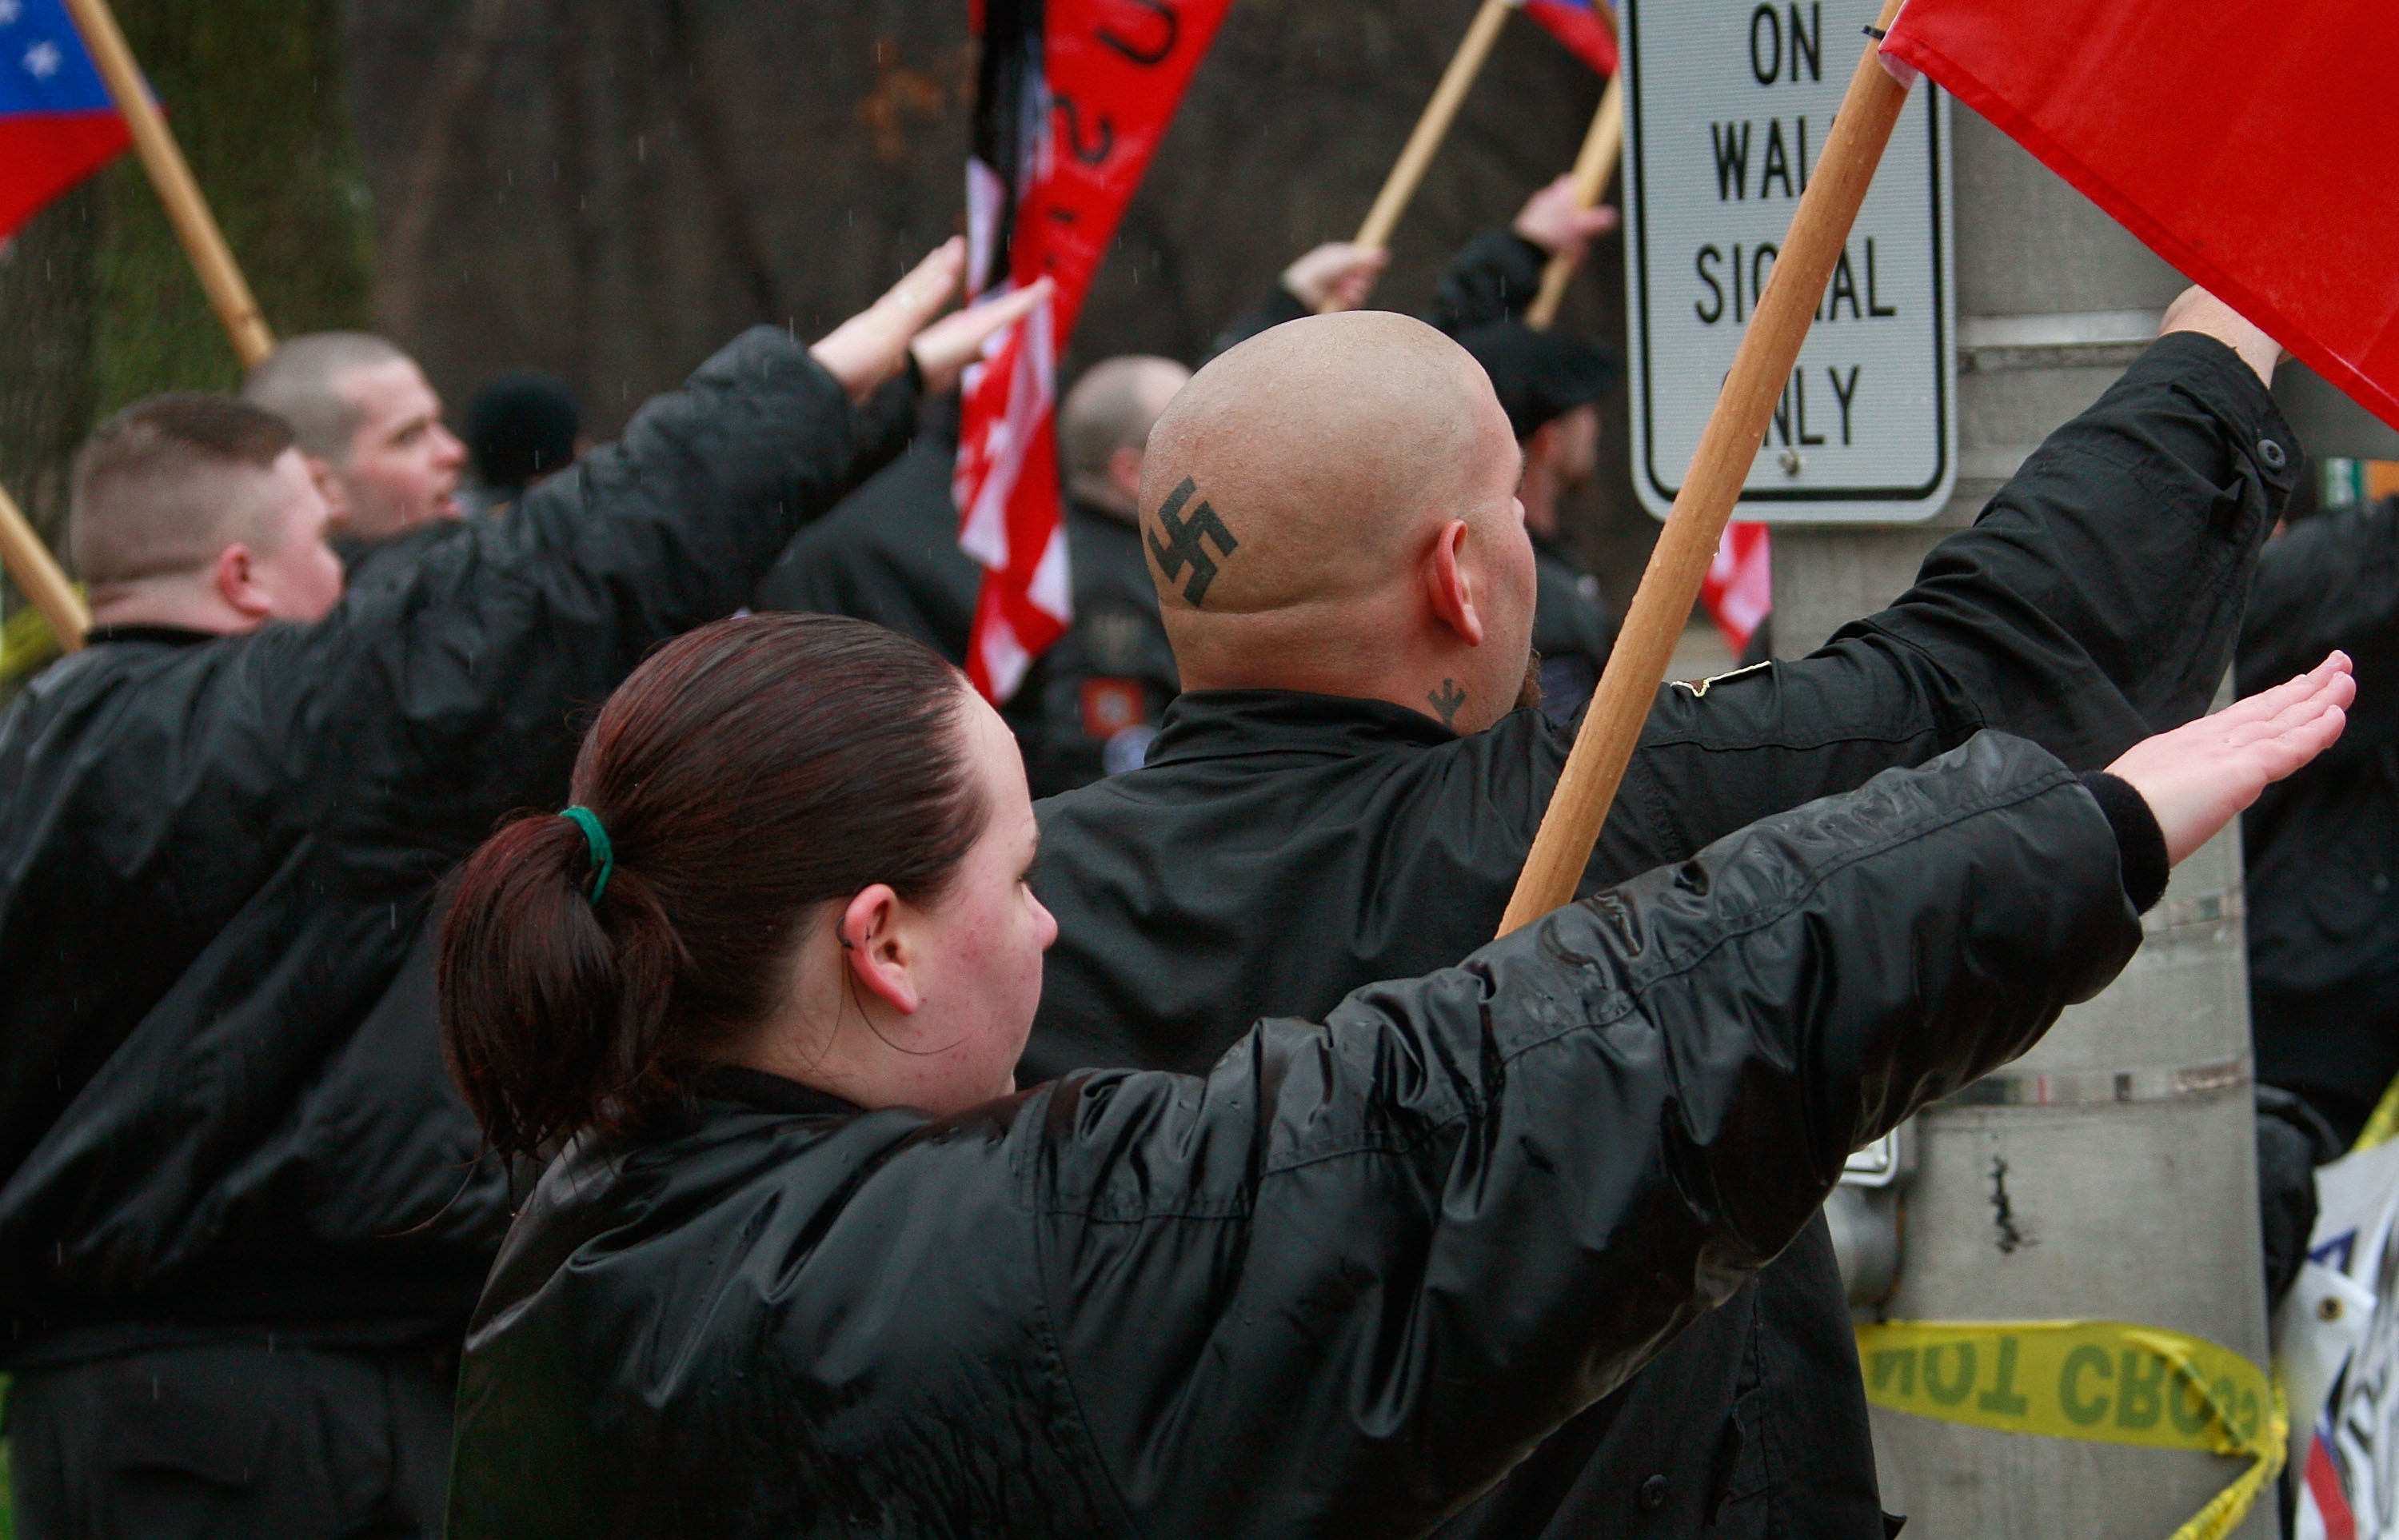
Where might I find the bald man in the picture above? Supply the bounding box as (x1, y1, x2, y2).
(1024, 294, 2294, 1538)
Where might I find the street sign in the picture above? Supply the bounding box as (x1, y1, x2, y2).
(1623, 0, 1954, 522)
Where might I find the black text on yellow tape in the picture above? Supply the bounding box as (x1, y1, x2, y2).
(1855, 1319, 2285, 1540)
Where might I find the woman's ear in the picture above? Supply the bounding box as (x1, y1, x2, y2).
(839, 884, 920, 1015)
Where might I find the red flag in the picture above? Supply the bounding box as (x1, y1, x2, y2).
(956, 0, 1232, 702)
(1700, 521, 1769, 656)
(1882, 0, 2399, 430)
(1519, 0, 1619, 78)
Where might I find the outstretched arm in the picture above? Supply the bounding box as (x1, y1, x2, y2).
(1591, 288, 2301, 882)
(285, 248, 1044, 857)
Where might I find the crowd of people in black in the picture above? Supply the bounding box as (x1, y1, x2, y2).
(0, 172, 2378, 1539)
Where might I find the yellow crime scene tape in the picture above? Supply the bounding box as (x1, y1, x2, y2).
(1855, 1319, 2285, 1540)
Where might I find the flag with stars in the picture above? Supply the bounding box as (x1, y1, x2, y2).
(0, 0, 129, 243)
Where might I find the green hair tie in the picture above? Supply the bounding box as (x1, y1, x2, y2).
(560, 805, 614, 904)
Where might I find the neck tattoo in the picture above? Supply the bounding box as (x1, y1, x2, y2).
(1429, 678, 1467, 728)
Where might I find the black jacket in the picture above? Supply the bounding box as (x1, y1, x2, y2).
(1023, 332, 2293, 1537)
(0, 329, 912, 1362)
(1531, 533, 1617, 724)
(1006, 499, 1183, 798)
(753, 397, 982, 664)
(2241, 494, 2399, 1126)
(1207, 229, 1551, 363)
(448, 735, 2146, 1539)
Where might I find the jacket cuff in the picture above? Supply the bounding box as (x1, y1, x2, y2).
(2131, 331, 2303, 507)
(1258, 285, 1314, 329)
(2078, 771, 2169, 913)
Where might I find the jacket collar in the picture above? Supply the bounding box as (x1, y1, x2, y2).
(83, 624, 220, 649)
(1144, 688, 1459, 769)
(699, 1065, 860, 1119)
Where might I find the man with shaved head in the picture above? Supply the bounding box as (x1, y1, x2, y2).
(242, 331, 469, 575)
(1025, 292, 2295, 1537)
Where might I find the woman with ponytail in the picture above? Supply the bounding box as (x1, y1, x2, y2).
(441, 612, 2349, 1538)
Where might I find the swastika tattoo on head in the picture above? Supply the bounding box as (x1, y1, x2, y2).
(1429, 678, 1466, 728)
(1148, 477, 1239, 606)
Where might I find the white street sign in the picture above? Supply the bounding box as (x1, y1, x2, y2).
(1623, 0, 1954, 523)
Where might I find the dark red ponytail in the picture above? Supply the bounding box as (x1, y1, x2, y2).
(440, 613, 987, 1157)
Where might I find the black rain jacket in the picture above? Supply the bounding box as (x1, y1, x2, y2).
(0, 329, 912, 1362)
(2241, 493, 2399, 1123)
(1531, 533, 1618, 724)
(447, 734, 2144, 1539)
(1004, 499, 1184, 799)
(1023, 332, 2294, 1537)
(754, 395, 981, 664)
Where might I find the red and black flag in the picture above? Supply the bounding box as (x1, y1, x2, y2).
(954, 0, 1231, 702)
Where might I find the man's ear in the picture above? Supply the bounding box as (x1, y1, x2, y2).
(304, 455, 350, 526)
(1523, 419, 1560, 473)
(212, 544, 273, 621)
(1423, 519, 1487, 647)
(1107, 445, 1145, 509)
(839, 884, 921, 1015)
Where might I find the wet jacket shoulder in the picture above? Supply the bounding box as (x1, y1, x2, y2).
(449, 735, 2141, 1539)
(2239, 494, 2399, 1108)
(0, 328, 912, 1346)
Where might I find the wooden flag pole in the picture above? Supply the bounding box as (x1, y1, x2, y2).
(0, 483, 90, 654)
(1525, 74, 1624, 332)
(1497, 0, 1910, 936)
(1333, 0, 1515, 304)
(58, 0, 276, 368)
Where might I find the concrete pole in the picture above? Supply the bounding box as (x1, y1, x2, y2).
(1782, 114, 2278, 1538)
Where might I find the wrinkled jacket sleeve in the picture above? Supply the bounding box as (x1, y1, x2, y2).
(1424, 228, 1547, 335)
(1026, 732, 2139, 1536)
(261, 327, 914, 859)
(2239, 495, 2399, 762)
(1590, 331, 2294, 881)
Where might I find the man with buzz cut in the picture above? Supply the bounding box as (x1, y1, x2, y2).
(241, 330, 470, 578)
(1023, 288, 2294, 1537)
